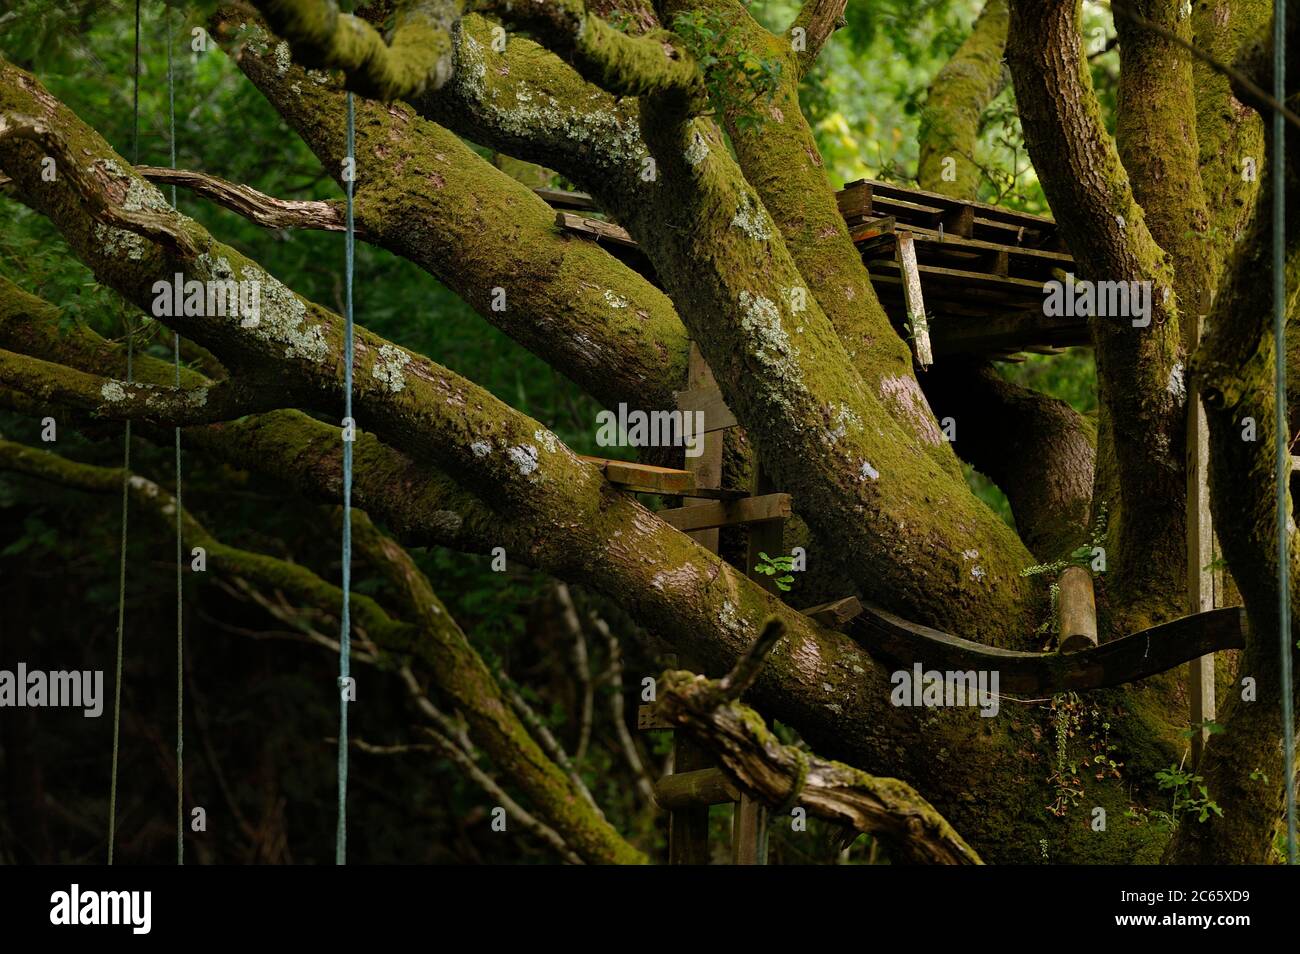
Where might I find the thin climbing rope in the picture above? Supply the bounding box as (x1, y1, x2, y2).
(166, 0, 184, 867)
(1273, 0, 1296, 866)
(337, 89, 356, 866)
(107, 0, 142, 868)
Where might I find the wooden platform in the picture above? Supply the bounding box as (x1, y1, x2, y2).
(538, 181, 1090, 362)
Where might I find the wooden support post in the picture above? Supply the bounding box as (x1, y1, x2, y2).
(667, 344, 722, 864)
(1057, 566, 1098, 653)
(734, 459, 782, 864)
(1187, 310, 1216, 765)
(896, 231, 933, 368)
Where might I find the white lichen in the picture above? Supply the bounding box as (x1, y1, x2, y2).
(471, 440, 492, 458)
(274, 41, 291, 75)
(739, 291, 802, 389)
(100, 381, 127, 403)
(732, 194, 772, 241)
(533, 429, 558, 453)
(197, 254, 330, 363)
(507, 443, 539, 476)
(603, 289, 629, 309)
(684, 129, 710, 166)
(372, 344, 411, 393)
(825, 402, 862, 445)
(1167, 362, 1186, 405)
(859, 459, 879, 481)
(971, 565, 986, 581)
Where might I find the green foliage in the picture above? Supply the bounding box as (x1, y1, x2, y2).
(1155, 764, 1224, 826)
(753, 550, 797, 591)
(673, 8, 783, 133)
(1045, 692, 1123, 818)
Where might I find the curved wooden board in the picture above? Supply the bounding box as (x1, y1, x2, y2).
(849, 603, 1246, 694)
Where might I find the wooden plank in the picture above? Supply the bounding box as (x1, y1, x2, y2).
(738, 460, 783, 866)
(637, 703, 674, 730)
(581, 455, 697, 495)
(674, 386, 738, 433)
(535, 187, 597, 210)
(655, 768, 740, 810)
(847, 215, 895, 245)
(850, 603, 1247, 696)
(669, 734, 713, 863)
(802, 596, 864, 630)
(896, 231, 933, 368)
(1187, 310, 1215, 764)
(555, 211, 639, 250)
(732, 794, 768, 865)
(859, 178, 1057, 231)
(658, 493, 792, 532)
(669, 343, 723, 865)
(1057, 566, 1098, 653)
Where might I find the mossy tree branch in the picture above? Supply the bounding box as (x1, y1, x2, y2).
(915, 0, 1094, 563)
(476, 0, 706, 103)
(917, 0, 1008, 200)
(1007, 0, 1186, 626)
(253, 0, 464, 99)
(1176, 22, 1300, 859)
(789, 0, 847, 77)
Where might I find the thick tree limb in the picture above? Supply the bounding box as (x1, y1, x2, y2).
(0, 112, 198, 259)
(252, 0, 463, 99)
(217, 16, 691, 413)
(1177, 48, 1300, 860)
(0, 347, 283, 426)
(1007, 0, 1186, 625)
(477, 0, 705, 103)
(923, 362, 1095, 561)
(917, 0, 1008, 200)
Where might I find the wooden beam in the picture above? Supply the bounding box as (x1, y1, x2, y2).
(1057, 566, 1098, 653)
(657, 493, 792, 533)
(581, 456, 697, 495)
(674, 386, 738, 433)
(802, 596, 864, 630)
(655, 768, 740, 810)
(895, 231, 933, 368)
(851, 603, 1247, 695)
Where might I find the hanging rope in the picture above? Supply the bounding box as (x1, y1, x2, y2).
(1272, 0, 1296, 866)
(165, 0, 184, 867)
(336, 88, 356, 866)
(107, 0, 143, 868)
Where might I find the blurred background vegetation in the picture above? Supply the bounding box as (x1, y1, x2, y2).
(0, 0, 1111, 863)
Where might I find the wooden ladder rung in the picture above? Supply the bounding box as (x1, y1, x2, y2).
(654, 768, 740, 810)
(657, 493, 792, 533)
(581, 456, 697, 495)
